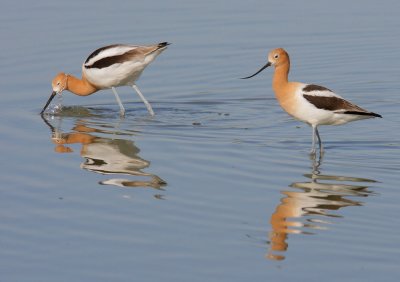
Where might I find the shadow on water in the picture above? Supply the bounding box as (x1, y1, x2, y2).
(266, 154, 378, 261)
(41, 110, 167, 194)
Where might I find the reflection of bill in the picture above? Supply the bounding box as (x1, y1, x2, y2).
(42, 116, 166, 189)
(267, 157, 376, 261)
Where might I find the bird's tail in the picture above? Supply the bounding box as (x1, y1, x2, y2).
(343, 110, 382, 118)
(157, 42, 171, 49)
(145, 42, 170, 59)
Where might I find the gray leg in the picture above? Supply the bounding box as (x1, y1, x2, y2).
(111, 87, 125, 116)
(315, 127, 323, 153)
(132, 84, 155, 116)
(311, 125, 317, 154)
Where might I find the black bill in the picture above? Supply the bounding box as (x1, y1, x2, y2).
(40, 91, 57, 114)
(241, 61, 272, 79)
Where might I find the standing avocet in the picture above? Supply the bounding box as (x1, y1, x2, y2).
(242, 48, 381, 154)
(41, 42, 170, 116)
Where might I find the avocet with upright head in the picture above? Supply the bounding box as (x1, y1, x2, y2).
(41, 42, 170, 116)
(242, 48, 382, 154)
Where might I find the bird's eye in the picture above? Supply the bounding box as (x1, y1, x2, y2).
(274, 54, 279, 59)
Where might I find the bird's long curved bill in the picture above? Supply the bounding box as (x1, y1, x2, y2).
(40, 91, 57, 114)
(241, 61, 271, 79)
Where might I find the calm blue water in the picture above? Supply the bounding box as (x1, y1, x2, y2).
(1, 0, 400, 281)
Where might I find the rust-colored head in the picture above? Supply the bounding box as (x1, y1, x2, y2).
(51, 72, 69, 93)
(241, 47, 290, 79)
(267, 48, 290, 68)
(41, 72, 69, 114)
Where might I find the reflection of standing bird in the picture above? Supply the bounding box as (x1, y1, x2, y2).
(41, 42, 170, 116)
(267, 157, 376, 261)
(242, 48, 381, 154)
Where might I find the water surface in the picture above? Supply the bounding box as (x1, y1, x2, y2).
(1, 1, 400, 281)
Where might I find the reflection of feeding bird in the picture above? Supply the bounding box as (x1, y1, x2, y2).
(80, 138, 166, 188)
(81, 139, 149, 174)
(41, 42, 170, 116)
(242, 48, 381, 154)
(40, 115, 167, 189)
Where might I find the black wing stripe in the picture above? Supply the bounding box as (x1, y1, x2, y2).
(84, 44, 122, 65)
(85, 52, 134, 69)
(303, 84, 333, 92)
(303, 94, 366, 112)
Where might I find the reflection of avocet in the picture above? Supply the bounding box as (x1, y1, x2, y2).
(81, 138, 166, 189)
(81, 138, 149, 174)
(41, 115, 166, 189)
(267, 156, 376, 261)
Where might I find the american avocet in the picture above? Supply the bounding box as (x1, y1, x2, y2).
(242, 48, 382, 154)
(41, 42, 170, 116)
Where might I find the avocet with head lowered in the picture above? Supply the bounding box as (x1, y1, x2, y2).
(41, 42, 170, 116)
